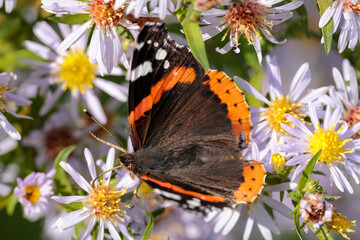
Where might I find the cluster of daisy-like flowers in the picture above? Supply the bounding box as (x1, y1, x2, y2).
(1, 0, 360, 240)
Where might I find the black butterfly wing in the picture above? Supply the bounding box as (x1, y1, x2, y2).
(127, 23, 265, 213)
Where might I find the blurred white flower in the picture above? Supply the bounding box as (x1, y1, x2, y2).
(41, 0, 139, 74)
(14, 169, 56, 221)
(23, 22, 128, 124)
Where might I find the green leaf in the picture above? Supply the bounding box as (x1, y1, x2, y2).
(176, 6, 209, 70)
(53, 146, 76, 195)
(324, 195, 342, 201)
(317, 0, 333, 54)
(142, 211, 154, 240)
(6, 194, 18, 216)
(246, 68, 263, 107)
(293, 213, 305, 240)
(49, 14, 91, 25)
(296, 150, 321, 193)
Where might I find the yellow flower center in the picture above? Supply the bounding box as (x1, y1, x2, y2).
(342, 0, 360, 15)
(263, 95, 305, 136)
(272, 153, 286, 166)
(54, 48, 97, 94)
(342, 106, 360, 137)
(89, 181, 129, 224)
(88, 0, 127, 31)
(326, 211, 356, 240)
(308, 124, 353, 165)
(222, 1, 272, 45)
(23, 185, 41, 204)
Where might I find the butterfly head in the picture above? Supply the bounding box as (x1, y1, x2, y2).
(119, 153, 138, 173)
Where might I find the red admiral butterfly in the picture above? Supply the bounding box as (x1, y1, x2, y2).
(120, 22, 266, 214)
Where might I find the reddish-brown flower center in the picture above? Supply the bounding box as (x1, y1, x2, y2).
(45, 128, 77, 160)
(88, 0, 127, 30)
(342, 0, 360, 15)
(223, 1, 271, 45)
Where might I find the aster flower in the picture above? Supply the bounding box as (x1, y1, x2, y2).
(206, 142, 292, 239)
(0, 0, 16, 13)
(23, 22, 128, 124)
(319, 0, 360, 53)
(322, 59, 360, 137)
(0, 72, 31, 141)
(125, 0, 180, 20)
(41, 0, 139, 74)
(200, 0, 304, 63)
(52, 148, 140, 240)
(236, 55, 328, 152)
(14, 169, 56, 220)
(280, 105, 360, 193)
(299, 192, 333, 232)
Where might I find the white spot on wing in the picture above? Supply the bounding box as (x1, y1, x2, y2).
(154, 42, 159, 47)
(131, 61, 153, 81)
(164, 60, 170, 69)
(147, 39, 152, 44)
(155, 48, 167, 60)
(134, 41, 144, 50)
(154, 188, 181, 201)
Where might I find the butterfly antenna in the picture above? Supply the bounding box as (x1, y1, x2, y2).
(90, 165, 124, 188)
(83, 109, 129, 154)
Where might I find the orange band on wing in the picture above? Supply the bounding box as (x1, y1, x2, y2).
(142, 175, 226, 202)
(204, 70, 252, 144)
(129, 66, 196, 124)
(233, 161, 266, 203)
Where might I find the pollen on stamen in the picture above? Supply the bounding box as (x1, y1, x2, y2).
(262, 95, 305, 136)
(222, 1, 272, 45)
(53, 48, 97, 94)
(308, 124, 354, 165)
(342, 0, 360, 15)
(89, 180, 129, 224)
(88, 0, 127, 32)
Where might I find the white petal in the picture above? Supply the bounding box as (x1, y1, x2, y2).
(83, 88, 107, 124)
(104, 148, 115, 186)
(60, 161, 92, 193)
(52, 195, 88, 204)
(235, 76, 269, 104)
(266, 55, 282, 99)
(81, 217, 97, 240)
(107, 222, 121, 240)
(93, 78, 127, 101)
(84, 148, 97, 181)
(53, 209, 90, 230)
(57, 20, 91, 53)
